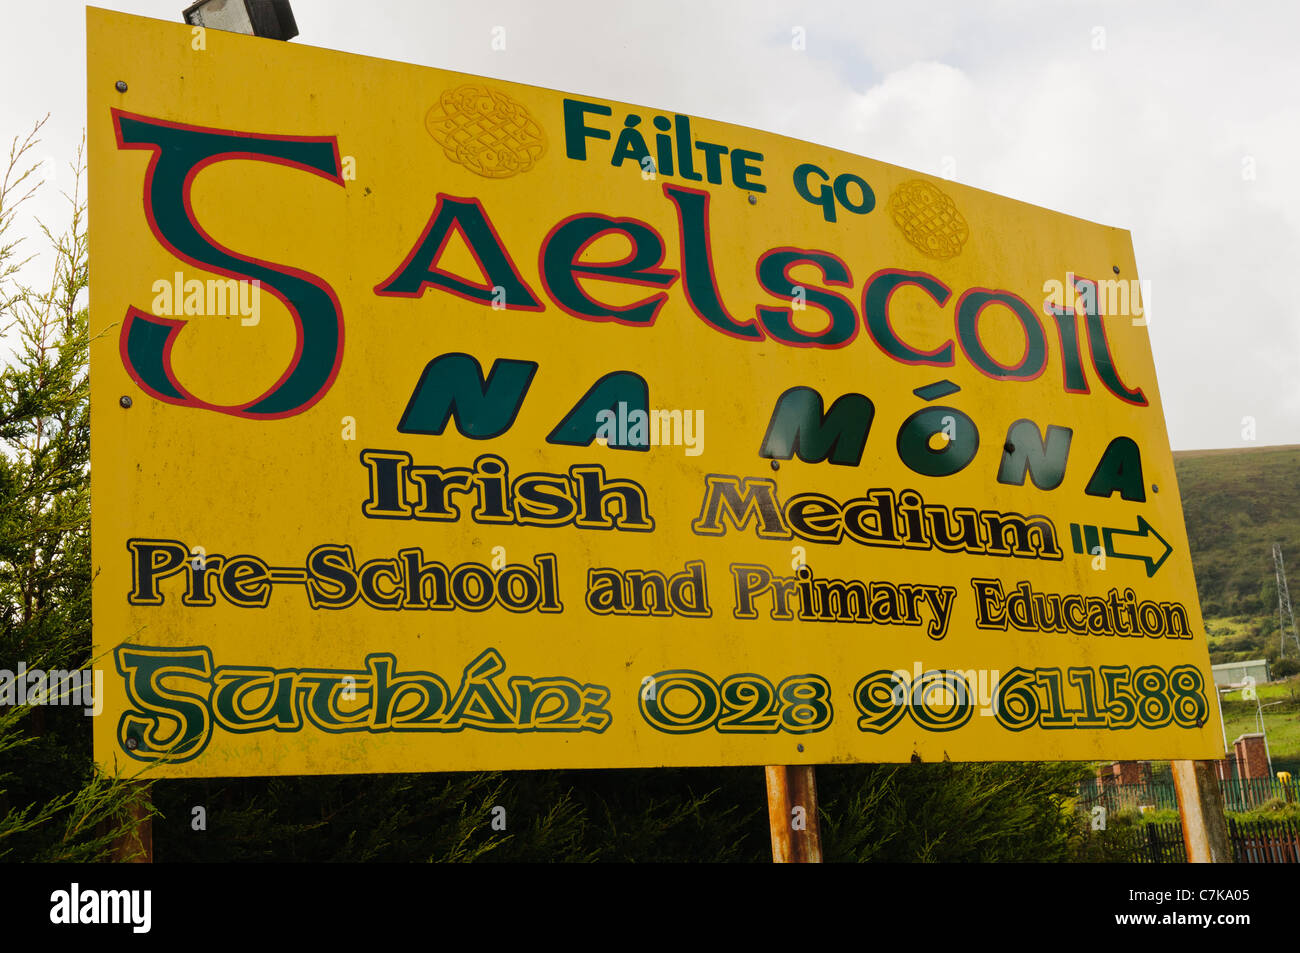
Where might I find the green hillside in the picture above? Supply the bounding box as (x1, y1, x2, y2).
(1172, 444, 1300, 666)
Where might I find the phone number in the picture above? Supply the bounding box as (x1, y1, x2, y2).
(636, 665, 1209, 735)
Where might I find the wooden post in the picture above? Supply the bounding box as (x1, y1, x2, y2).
(765, 765, 822, 863)
(109, 781, 154, 863)
(1172, 759, 1231, 863)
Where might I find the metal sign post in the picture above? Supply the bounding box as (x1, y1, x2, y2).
(1172, 759, 1231, 863)
(108, 782, 154, 863)
(765, 765, 822, 862)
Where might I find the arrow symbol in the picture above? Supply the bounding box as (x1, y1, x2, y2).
(1069, 516, 1173, 578)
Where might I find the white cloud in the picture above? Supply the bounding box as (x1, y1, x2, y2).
(2, 0, 1297, 447)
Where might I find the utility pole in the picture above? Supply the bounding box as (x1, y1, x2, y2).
(1274, 544, 1300, 659)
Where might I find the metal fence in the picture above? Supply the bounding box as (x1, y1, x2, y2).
(1077, 779, 1179, 813)
(1230, 818, 1300, 862)
(1083, 818, 1300, 863)
(1086, 822, 1187, 863)
(1077, 777, 1296, 814)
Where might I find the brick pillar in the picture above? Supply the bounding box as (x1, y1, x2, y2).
(1115, 760, 1144, 786)
(1233, 733, 1269, 779)
(1214, 756, 1236, 783)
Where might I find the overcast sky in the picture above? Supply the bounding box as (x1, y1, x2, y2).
(1, 0, 1297, 451)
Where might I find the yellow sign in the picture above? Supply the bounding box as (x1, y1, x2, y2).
(89, 8, 1223, 778)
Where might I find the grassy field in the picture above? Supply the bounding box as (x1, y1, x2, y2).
(1090, 446, 1300, 811)
(1205, 616, 1257, 644)
(1215, 675, 1300, 766)
(1173, 444, 1300, 621)
(1202, 614, 1296, 666)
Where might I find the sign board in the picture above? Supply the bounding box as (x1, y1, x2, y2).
(89, 8, 1223, 778)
